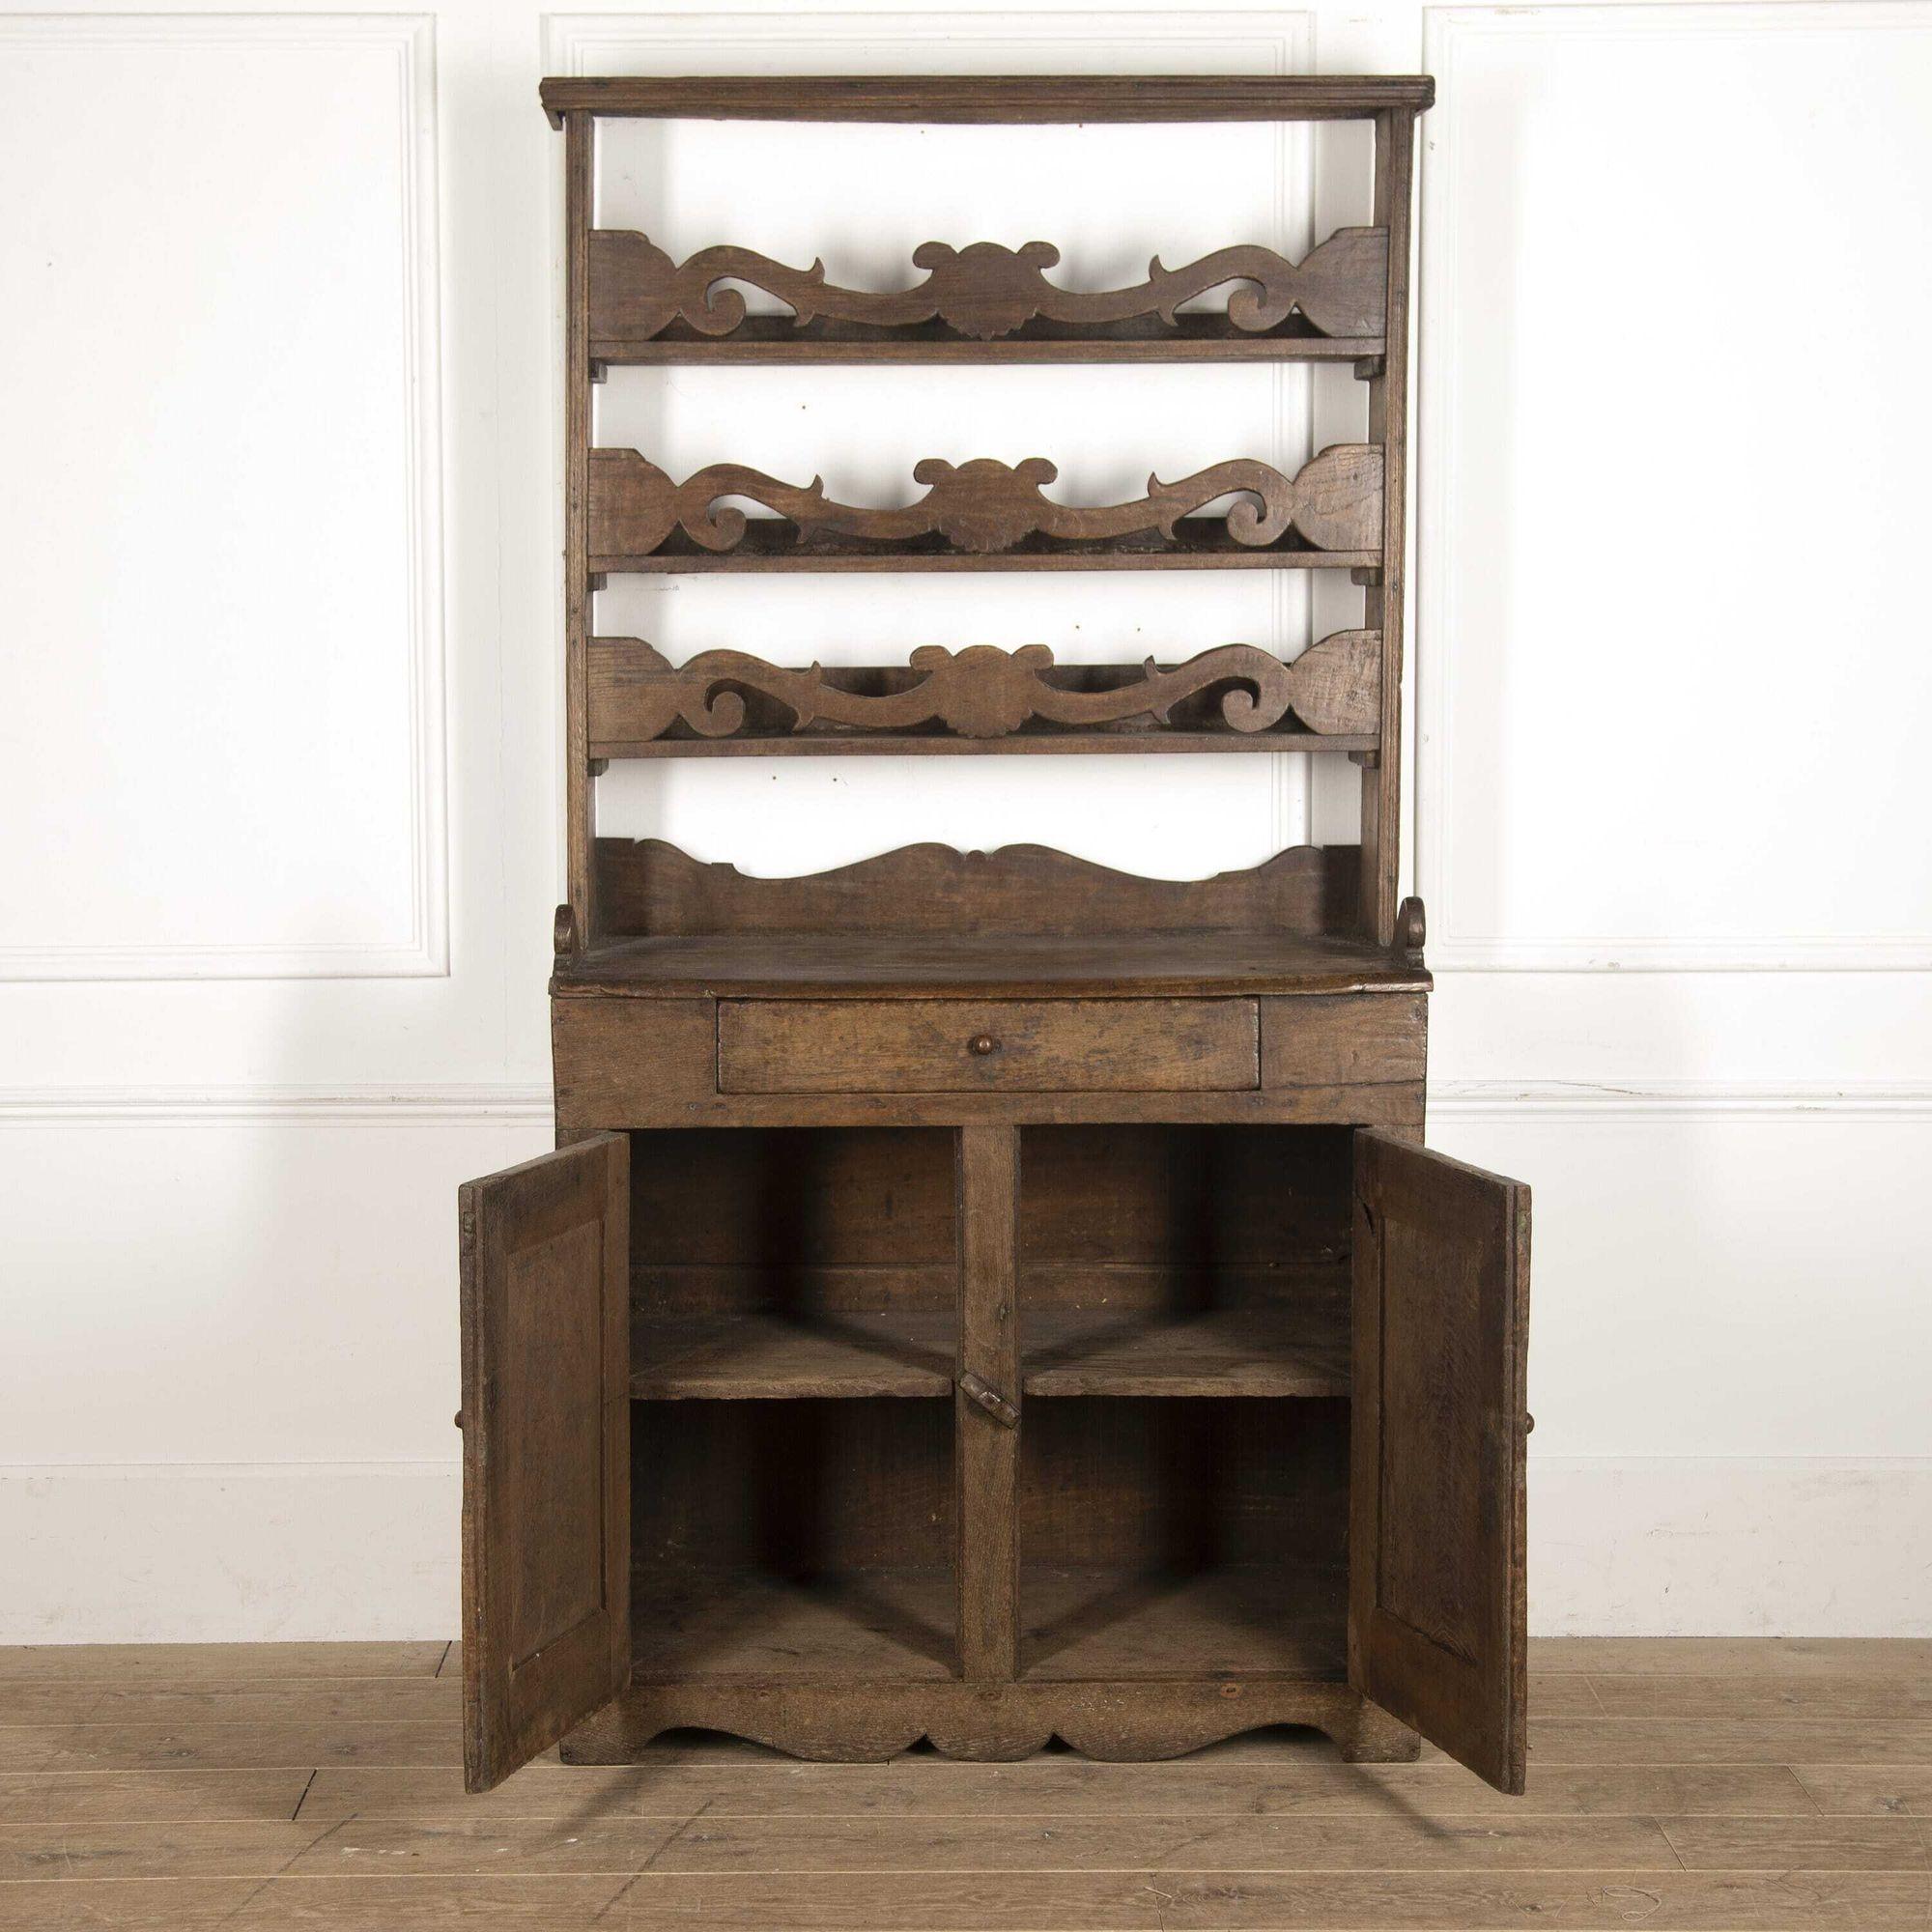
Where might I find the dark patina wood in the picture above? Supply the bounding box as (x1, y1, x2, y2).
(717, 998, 1260, 1094)
(458, 1136, 629, 1792)
(453, 67, 1532, 1794)
(586, 839, 1364, 942)
(587, 446, 1382, 572)
(1350, 1132, 1532, 1793)
(586, 635, 1379, 755)
(588, 227, 1387, 361)
(540, 73, 1436, 126)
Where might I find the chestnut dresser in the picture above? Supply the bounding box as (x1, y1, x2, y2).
(456, 71, 1532, 1799)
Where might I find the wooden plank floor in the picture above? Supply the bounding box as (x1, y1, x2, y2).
(1, 1640, 1929, 1928)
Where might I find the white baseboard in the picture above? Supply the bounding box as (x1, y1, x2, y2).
(1530, 1458, 1932, 1636)
(0, 1462, 460, 1643)
(5, 1457, 1926, 1643)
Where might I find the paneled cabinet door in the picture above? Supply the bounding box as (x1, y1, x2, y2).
(1350, 1130, 1531, 1793)
(458, 1134, 630, 1792)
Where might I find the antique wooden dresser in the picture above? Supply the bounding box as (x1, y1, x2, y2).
(457, 72, 1532, 1797)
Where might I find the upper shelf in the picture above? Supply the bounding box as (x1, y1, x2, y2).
(541, 74, 1436, 127)
(588, 230, 1387, 366)
(587, 446, 1382, 575)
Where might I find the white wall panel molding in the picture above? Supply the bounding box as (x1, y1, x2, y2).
(0, 1083, 552, 1127)
(543, 9, 1323, 864)
(1414, 1, 1932, 971)
(0, 13, 446, 980)
(5, 1078, 1923, 1125)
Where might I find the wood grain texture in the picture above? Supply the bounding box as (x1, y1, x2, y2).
(586, 635, 1379, 755)
(1536, 1637, 1932, 1677)
(1021, 1306, 1349, 1398)
(562, 111, 594, 950)
(586, 839, 1367, 942)
(1350, 1132, 1530, 1794)
(1262, 991, 1426, 1088)
(540, 74, 1438, 125)
(0, 1811, 1711, 1882)
(718, 998, 1259, 1094)
(10, 1870, 1932, 1931)
(588, 447, 1380, 572)
(0, 1642, 448, 1684)
(571, 926, 1410, 997)
(631, 1311, 954, 1399)
(958, 1126, 1022, 1684)
(566, 1677, 1406, 1768)
(587, 228, 1386, 359)
(264, 1757, 1819, 1824)
(555, 1081, 1423, 1135)
(549, 996, 717, 1118)
(1358, 107, 1418, 945)
(459, 1136, 629, 1792)
(10, 1642, 1932, 1924)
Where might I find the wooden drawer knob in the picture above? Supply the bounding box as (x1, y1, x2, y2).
(968, 1033, 1000, 1057)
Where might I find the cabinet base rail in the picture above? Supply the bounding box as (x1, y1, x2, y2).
(562, 1677, 1421, 1765)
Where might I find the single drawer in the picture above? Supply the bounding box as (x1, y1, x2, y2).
(718, 999, 1260, 1094)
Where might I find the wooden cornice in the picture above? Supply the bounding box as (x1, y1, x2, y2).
(542, 74, 1436, 128)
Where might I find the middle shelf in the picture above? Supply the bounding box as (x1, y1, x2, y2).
(632, 1303, 1349, 1402)
(627, 1122, 1354, 1404)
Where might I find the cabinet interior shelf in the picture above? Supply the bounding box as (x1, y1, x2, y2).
(630, 1562, 1346, 1685)
(633, 1311, 954, 1400)
(632, 1302, 1348, 1402)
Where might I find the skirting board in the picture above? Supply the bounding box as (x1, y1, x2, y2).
(3, 1458, 1926, 1643)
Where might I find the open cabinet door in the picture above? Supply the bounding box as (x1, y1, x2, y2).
(459, 1134, 629, 1791)
(1350, 1130, 1531, 1793)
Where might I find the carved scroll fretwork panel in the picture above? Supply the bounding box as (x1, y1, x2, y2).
(586, 636, 1380, 756)
(587, 448, 1383, 572)
(588, 229, 1388, 360)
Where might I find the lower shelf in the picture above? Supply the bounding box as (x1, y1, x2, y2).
(1024, 1564, 1346, 1680)
(629, 1562, 1344, 1687)
(632, 1566, 957, 1683)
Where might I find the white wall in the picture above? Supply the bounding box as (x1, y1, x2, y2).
(2, 0, 1927, 1641)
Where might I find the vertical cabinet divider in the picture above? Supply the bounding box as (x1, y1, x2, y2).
(956, 1124, 1022, 1679)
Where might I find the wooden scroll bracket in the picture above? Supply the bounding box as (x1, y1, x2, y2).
(585, 635, 1381, 753)
(588, 446, 1382, 568)
(1396, 895, 1426, 967)
(588, 229, 1388, 351)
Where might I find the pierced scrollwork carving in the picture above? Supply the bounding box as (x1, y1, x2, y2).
(588, 448, 1382, 560)
(586, 634, 1380, 748)
(589, 229, 1387, 344)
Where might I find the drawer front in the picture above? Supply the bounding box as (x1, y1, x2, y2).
(718, 999, 1259, 1094)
